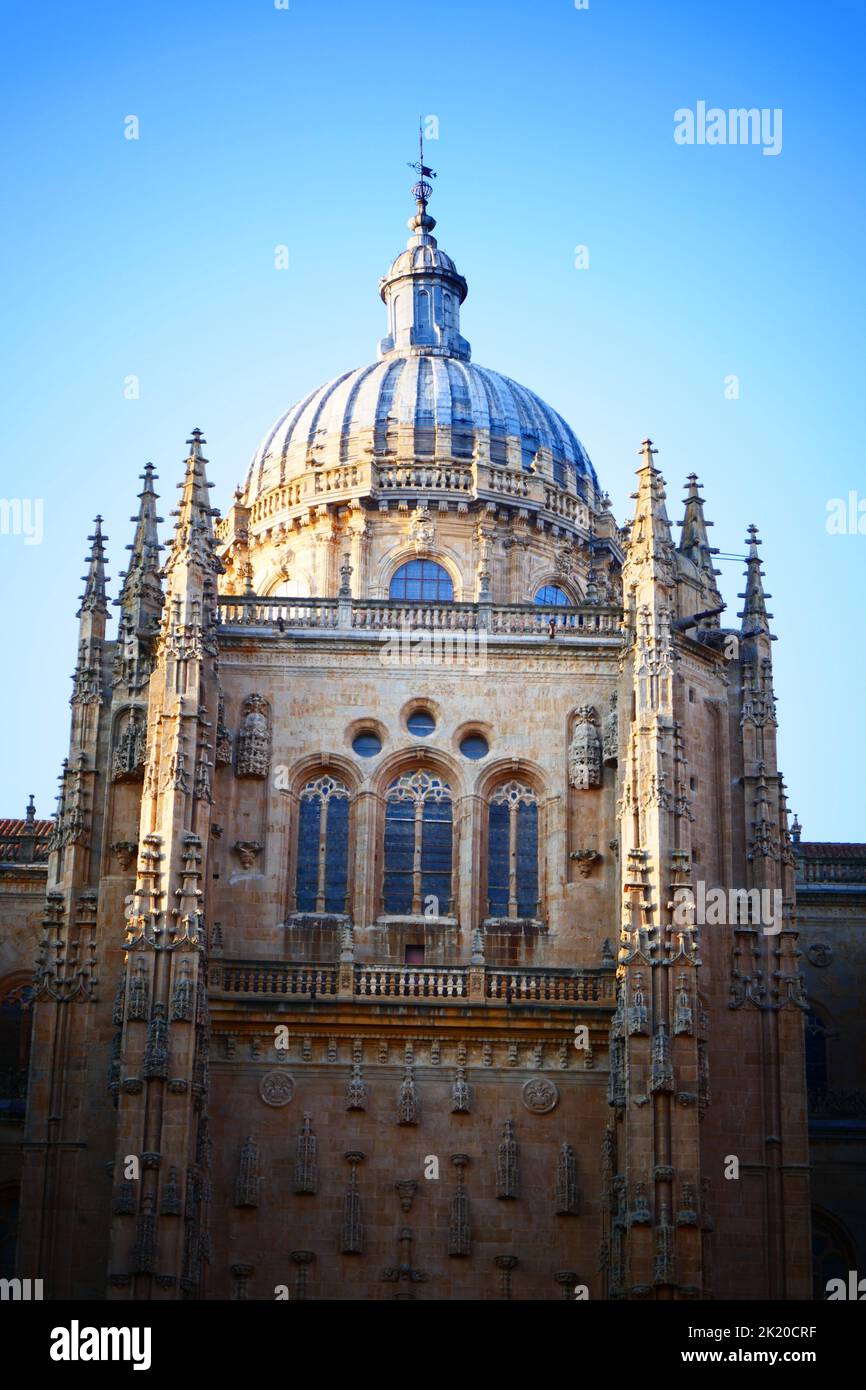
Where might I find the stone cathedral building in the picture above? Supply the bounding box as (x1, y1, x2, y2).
(7, 175, 816, 1301)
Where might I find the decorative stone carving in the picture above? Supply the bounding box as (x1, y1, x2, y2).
(451, 1067, 471, 1113)
(234, 1135, 261, 1208)
(496, 1118, 519, 1199)
(143, 1004, 168, 1079)
(448, 1154, 471, 1257)
(395, 1180, 417, 1213)
(112, 1179, 136, 1216)
(522, 1076, 559, 1114)
(110, 840, 138, 872)
(555, 1142, 581, 1216)
(650, 1024, 674, 1093)
(340, 1151, 364, 1254)
(409, 503, 436, 554)
(673, 972, 694, 1035)
(127, 958, 149, 1021)
(382, 1228, 428, 1298)
(397, 1065, 419, 1125)
(603, 691, 618, 766)
(346, 1061, 367, 1110)
(494, 1254, 518, 1300)
(259, 1070, 294, 1107)
(235, 694, 270, 778)
(295, 1113, 318, 1194)
(159, 1166, 182, 1217)
(607, 1036, 626, 1109)
(233, 840, 263, 870)
(112, 712, 148, 782)
(170, 958, 194, 1022)
(628, 971, 649, 1035)
(568, 705, 602, 789)
(807, 942, 832, 968)
(654, 1217, 676, 1286)
(215, 697, 233, 765)
(630, 1182, 652, 1224)
(131, 1192, 157, 1275)
(570, 848, 601, 878)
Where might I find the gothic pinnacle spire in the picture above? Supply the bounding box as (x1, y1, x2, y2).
(77, 516, 109, 617)
(164, 430, 223, 580)
(678, 473, 722, 593)
(626, 440, 676, 578)
(737, 524, 774, 637)
(117, 463, 164, 614)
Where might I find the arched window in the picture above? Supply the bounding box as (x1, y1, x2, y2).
(486, 780, 539, 920)
(0, 979, 32, 1122)
(805, 1010, 829, 1093)
(390, 559, 454, 602)
(534, 584, 571, 607)
(295, 775, 350, 914)
(383, 770, 453, 916)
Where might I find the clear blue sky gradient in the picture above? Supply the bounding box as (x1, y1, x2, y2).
(0, 0, 863, 839)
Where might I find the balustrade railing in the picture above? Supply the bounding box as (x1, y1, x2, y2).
(217, 964, 339, 996)
(217, 594, 620, 637)
(486, 970, 613, 1003)
(212, 959, 613, 1006)
(354, 966, 467, 998)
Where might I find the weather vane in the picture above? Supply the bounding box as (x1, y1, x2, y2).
(408, 117, 436, 204)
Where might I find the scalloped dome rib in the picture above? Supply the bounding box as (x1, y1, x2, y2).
(245, 355, 598, 500)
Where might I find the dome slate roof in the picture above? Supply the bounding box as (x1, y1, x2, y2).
(245, 355, 597, 499)
(243, 179, 598, 502)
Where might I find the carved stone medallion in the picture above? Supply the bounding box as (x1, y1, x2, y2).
(259, 1071, 295, 1107)
(522, 1077, 559, 1114)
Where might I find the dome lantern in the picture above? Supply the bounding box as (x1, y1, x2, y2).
(378, 163, 471, 362)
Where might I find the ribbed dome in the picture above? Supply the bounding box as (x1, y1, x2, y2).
(245, 356, 598, 500)
(244, 176, 599, 505)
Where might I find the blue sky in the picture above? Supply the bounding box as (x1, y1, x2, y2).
(0, 0, 863, 839)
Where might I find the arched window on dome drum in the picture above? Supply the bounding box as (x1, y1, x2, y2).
(383, 771, 453, 916)
(486, 781, 539, 920)
(389, 559, 454, 602)
(295, 775, 350, 914)
(534, 584, 571, 607)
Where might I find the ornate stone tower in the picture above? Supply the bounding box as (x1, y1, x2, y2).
(16, 172, 811, 1301)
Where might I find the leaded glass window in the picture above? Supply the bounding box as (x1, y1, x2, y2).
(486, 780, 539, 920)
(389, 559, 454, 601)
(383, 770, 453, 916)
(295, 775, 350, 914)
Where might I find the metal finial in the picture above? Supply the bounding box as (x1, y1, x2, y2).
(407, 116, 436, 207)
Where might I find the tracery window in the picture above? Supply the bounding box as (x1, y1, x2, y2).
(390, 559, 454, 602)
(295, 775, 350, 914)
(383, 770, 453, 916)
(486, 780, 540, 920)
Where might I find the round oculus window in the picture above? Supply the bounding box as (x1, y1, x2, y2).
(352, 730, 382, 757)
(406, 709, 436, 737)
(459, 734, 489, 760)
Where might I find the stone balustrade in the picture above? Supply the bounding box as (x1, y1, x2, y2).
(211, 959, 614, 1006)
(240, 462, 594, 532)
(217, 594, 621, 637)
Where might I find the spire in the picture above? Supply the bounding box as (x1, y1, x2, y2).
(738, 524, 774, 637)
(678, 474, 721, 583)
(164, 430, 222, 581)
(117, 463, 164, 617)
(378, 145, 471, 361)
(624, 440, 676, 582)
(77, 516, 109, 617)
